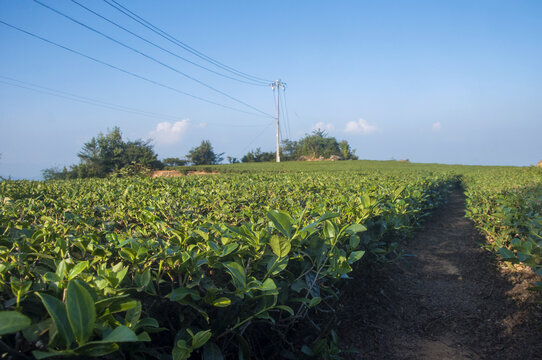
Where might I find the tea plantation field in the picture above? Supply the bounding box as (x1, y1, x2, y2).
(0, 161, 540, 359)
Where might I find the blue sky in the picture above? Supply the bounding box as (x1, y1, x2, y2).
(1, 0, 541, 179)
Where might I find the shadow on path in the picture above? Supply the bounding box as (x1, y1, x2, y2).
(340, 188, 541, 359)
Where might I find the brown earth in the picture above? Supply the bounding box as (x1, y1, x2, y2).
(339, 188, 542, 359)
(150, 170, 218, 178)
(151, 170, 183, 178)
(187, 170, 219, 175)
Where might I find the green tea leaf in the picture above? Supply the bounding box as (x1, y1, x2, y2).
(308, 297, 321, 308)
(298, 213, 340, 235)
(267, 210, 293, 239)
(125, 301, 142, 327)
(0, 311, 31, 335)
(499, 247, 515, 260)
(66, 280, 96, 346)
(347, 250, 365, 264)
(223, 262, 246, 290)
(275, 305, 294, 315)
(99, 299, 138, 318)
(33, 349, 75, 359)
(137, 331, 151, 341)
(74, 342, 119, 357)
(169, 287, 200, 302)
(220, 243, 239, 257)
(36, 293, 74, 348)
(392, 185, 406, 202)
(173, 339, 191, 360)
(257, 278, 278, 295)
(344, 224, 367, 235)
(191, 329, 212, 349)
(102, 325, 138, 343)
(269, 235, 291, 258)
(212, 297, 231, 307)
(55, 260, 68, 280)
(67, 261, 88, 280)
(134, 268, 152, 288)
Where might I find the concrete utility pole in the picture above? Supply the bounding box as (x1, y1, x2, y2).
(270, 80, 286, 162)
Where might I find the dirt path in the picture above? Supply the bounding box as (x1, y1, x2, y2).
(339, 188, 541, 359)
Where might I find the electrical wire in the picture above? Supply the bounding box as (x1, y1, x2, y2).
(0, 20, 270, 119)
(272, 85, 279, 141)
(0, 75, 178, 120)
(272, 84, 289, 142)
(0, 76, 265, 128)
(279, 90, 287, 140)
(33, 0, 274, 118)
(103, 0, 272, 84)
(70, 0, 267, 87)
(281, 88, 292, 140)
(239, 120, 275, 155)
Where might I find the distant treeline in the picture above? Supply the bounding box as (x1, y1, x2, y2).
(43, 127, 357, 180)
(237, 129, 357, 163)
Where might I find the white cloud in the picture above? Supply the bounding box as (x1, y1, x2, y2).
(149, 119, 190, 144)
(432, 122, 441, 132)
(345, 118, 378, 134)
(312, 122, 335, 132)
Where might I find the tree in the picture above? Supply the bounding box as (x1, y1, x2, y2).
(186, 140, 224, 165)
(227, 156, 240, 164)
(339, 140, 358, 160)
(162, 157, 188, 167)
(42, 166, 73, 180)
(75, 127, 162, 177)
(279, 131, 357, 161)
(42, 127, 162, 179)
(297, 129, 340, 159)
(124, 139, 163, 169)
(280, 139, 298, 161)
(241, 148, 275, 163)
(77, 127, 123, 176)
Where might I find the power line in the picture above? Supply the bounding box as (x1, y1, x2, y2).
(239, 120, 275, 155)
(0, 76, 265, 128)
(105, 0, 272, 84)
(33, 0, 274, 118)
(70, 0, 266, 87)
(279, 89, 287, 140)
(0, 75, 178, 120)
(103, 0, 272, 84)
(0, 20, 270, 119)
(272, 87, 285, 140)
(281, 87, 292, 140)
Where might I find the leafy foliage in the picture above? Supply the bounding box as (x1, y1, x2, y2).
(0, 162, 460, 358)
(281, 130, 357, 160)
(339, 140, 358, 160)
(186, 140, 224, 165)
(463, 167, 542, 290)
(162, 157, 188, 167)
(240, 131, 358, 163)
(241, 148, 276, 163)
(42, 127, 162, 180)
(226, 156, 240, 164)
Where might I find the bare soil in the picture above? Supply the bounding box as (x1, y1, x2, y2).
(339, 188, 542, 359)
(151, 170, 183, 178)
(150, 170, 218, 178)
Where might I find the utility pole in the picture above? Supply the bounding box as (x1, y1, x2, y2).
(270, 79, 286, 162)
